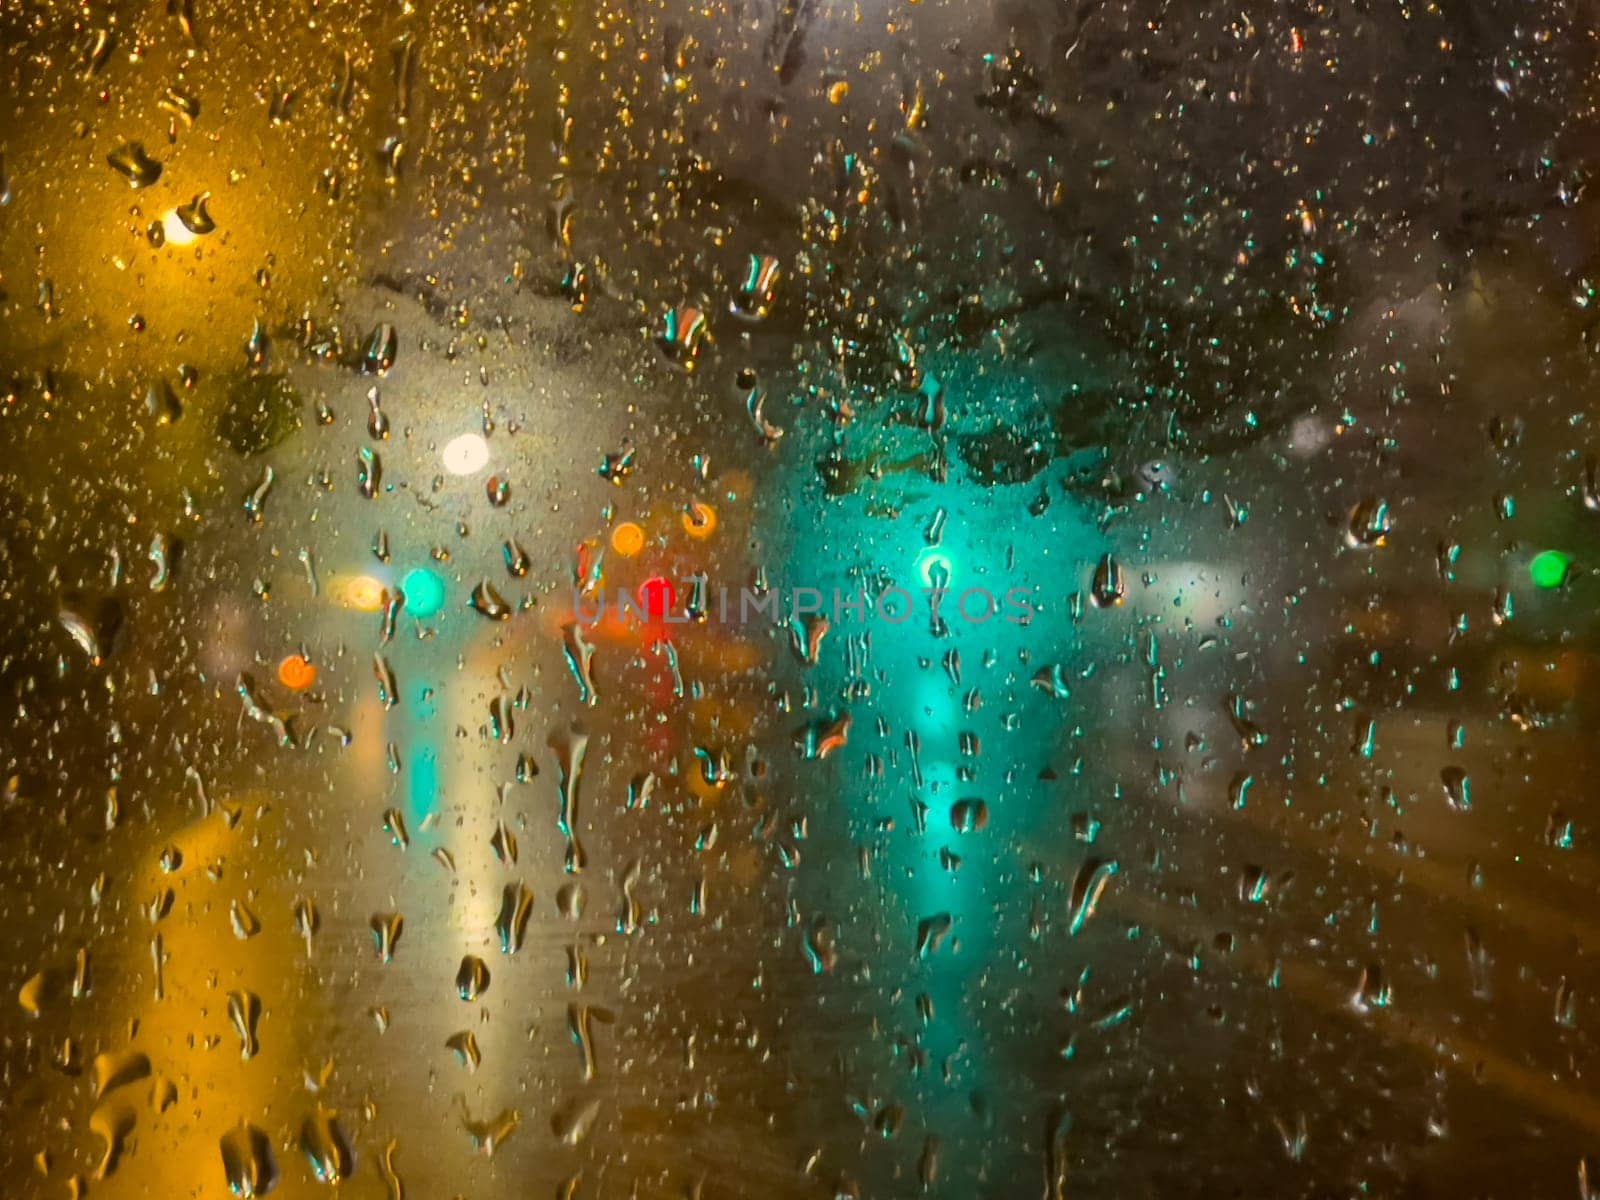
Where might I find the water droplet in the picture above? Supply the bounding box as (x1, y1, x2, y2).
(548, 740, 588, 873)
(568, 1002, 612, 1079)
(91, 1050, 150, 1100)
(362, 323, 397, 374)
(366, 389, 390, 439)
(106, 141, 162, 188)
(557, 881, 585, 921)
(219, 1122, 277, 1197)
(146, 378, 183, 424)
(460, 1104, 519, 1157)
(1352, 963, 1392, 1011)
(597, 442, 636, 485)
(455, 955, 490, 1000)
(657, 304, 710, 371)
(1030, 664, 1071, 699)
(496, 883, 534, 954)
(147, 532, 175, 591)
(915, 913, 953, 958)
(561, 621, 599, 706)
(299, 1109, 354, 1184)
(58, 601, 112, 666)
(491, 821, 518, 865)
(381, 806, 409, 849)
(551, 1095, 602, 1146)
(731, 253, 781, 320)
(228, 990, 261, 1059)
(357, 447, 382, 498)
(616, 860, 641, 934)
(377, 135, 405, 183)
(159, 86, 200, 125)
(1090, 554, 1124, 607)
(89, 1103, 135, 1180)
(293, 897, 320, 951)
(1441, 766, 1471, 812)
(230, 899, 261, 939)
(370, 912, 403, 962)
(243, 467, 275, 523)
(950, 799, 989, 832)
(1345, 497, 1392, 548)
(175, 192, 216, 235)
(18, 971, 47, 1017)
(1067, 858, 1118, 936)
(502, 539, 530, 577)
(804, 917, 839, 973)
(469, 579, 511, 620)
(795, 712, 851, 759)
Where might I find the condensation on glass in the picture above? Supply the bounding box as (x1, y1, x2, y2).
(2, 1, 1598, 1196)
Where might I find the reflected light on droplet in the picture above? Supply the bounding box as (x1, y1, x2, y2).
(916, 548, 952, 587)
(442, 433, 489, 475)
(161, 210, 199, 247)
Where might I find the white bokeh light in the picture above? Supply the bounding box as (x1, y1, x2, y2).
(442, 433, 490, 475)
(161, 210, 200, 246)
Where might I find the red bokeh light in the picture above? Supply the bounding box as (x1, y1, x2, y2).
(638, 576, 676, 622)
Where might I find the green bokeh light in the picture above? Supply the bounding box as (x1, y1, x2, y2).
(1529, 550, 1572, 590)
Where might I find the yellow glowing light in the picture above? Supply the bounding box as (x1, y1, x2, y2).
(336, 574, 388, 612)
(682, 501, 717, 540)
(442, 433, 490, 475)
(611, 522, 645, 557)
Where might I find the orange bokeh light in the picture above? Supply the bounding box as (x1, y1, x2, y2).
(611, 521, 645, 557)
(278, 654, 317, 691)
(682, 501, 717, 539)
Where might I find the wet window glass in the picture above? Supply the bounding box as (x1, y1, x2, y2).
(4, 1, 1600, 1196)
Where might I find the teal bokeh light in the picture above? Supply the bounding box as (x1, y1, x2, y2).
(401, 567, 447, 617)
(408, 746, 438, 824)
